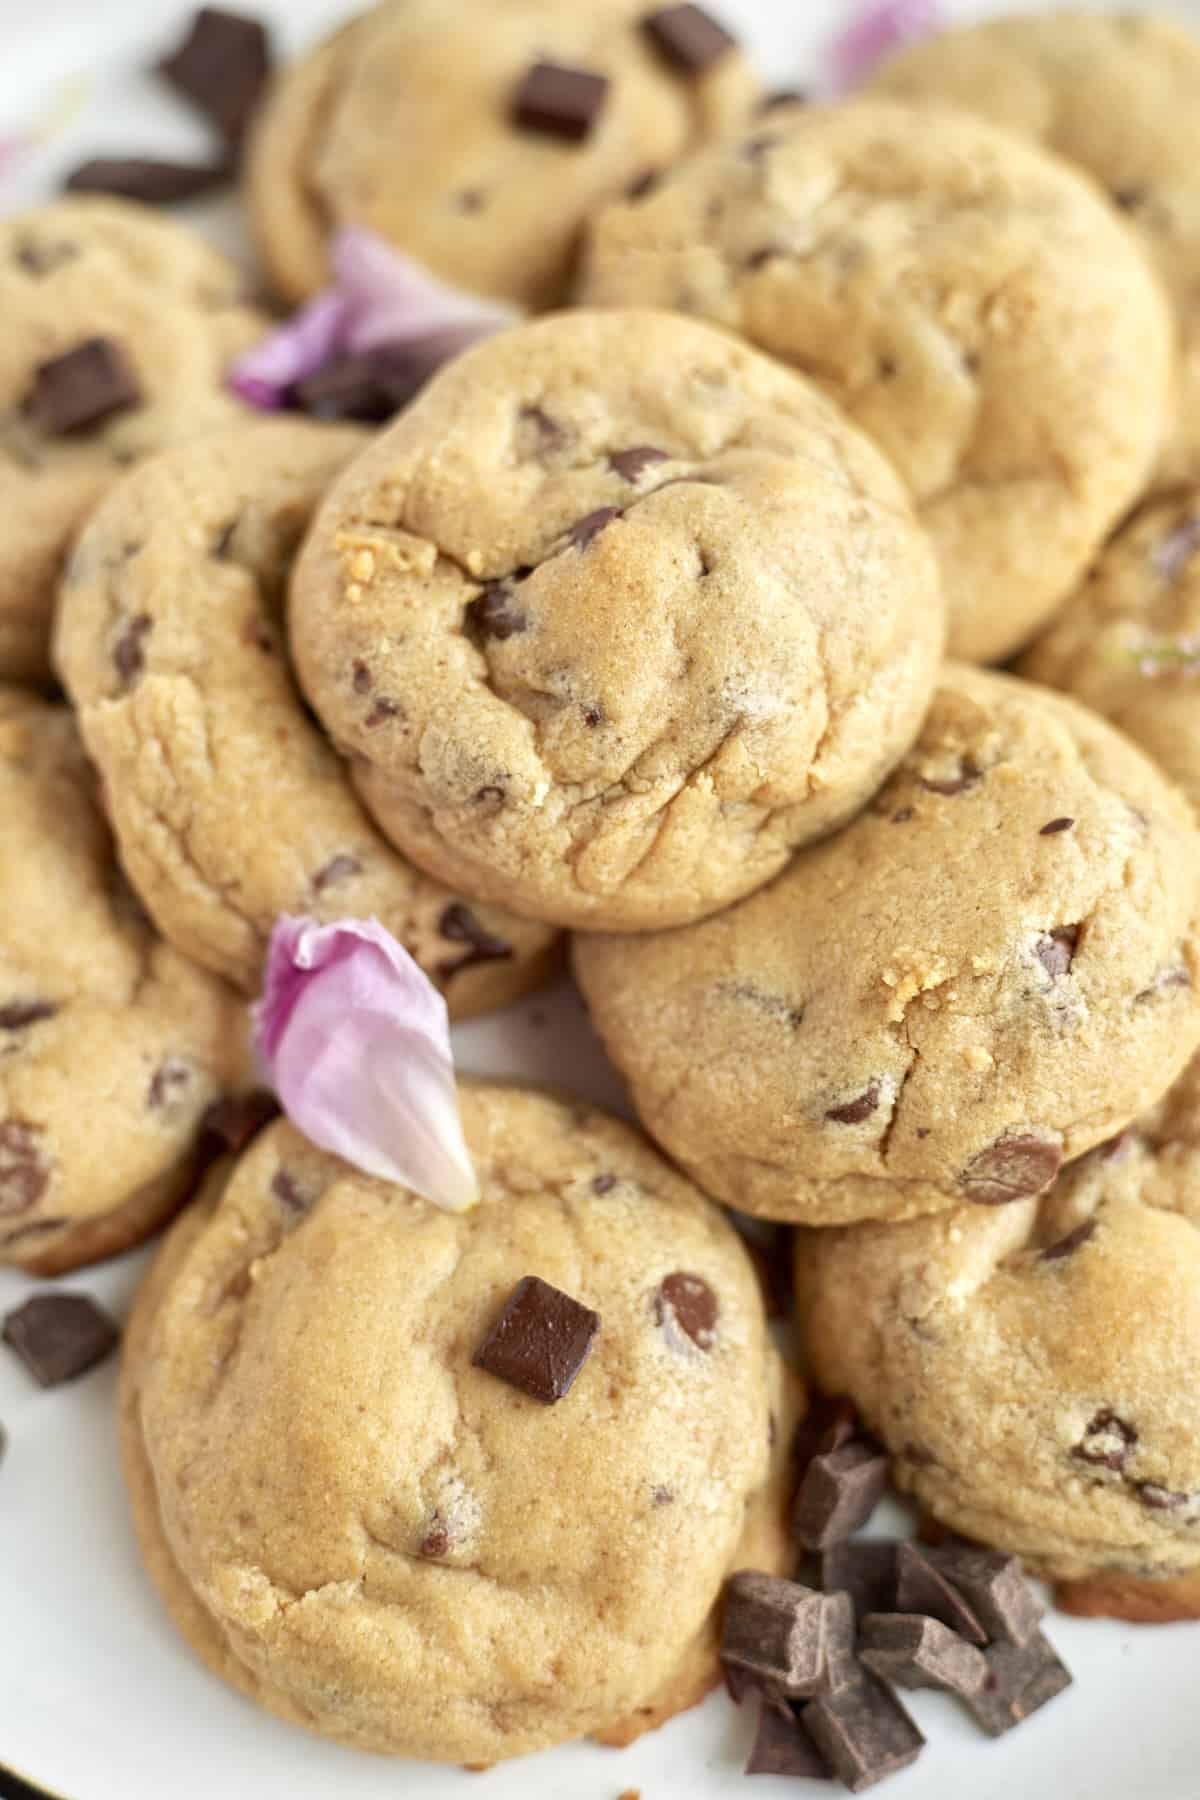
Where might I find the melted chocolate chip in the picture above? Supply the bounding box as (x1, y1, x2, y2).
(0, 1000, 57, 1030)
(920, 758, 981, 797)
(1041, 1219, 1096, 1262)
(200, 1091, 280, 1154)
(1072, 1409, 1138, 1473)
(436, 904, 513, 979)
(652, 1484, 674, 1506)
(158, 6, 272, 151)
(469, 583, 527, 642)
(351, 660, 372, 693)
(0, 1121, 49, 1217)
(518, 405, 567, 452)
(1039, 817, 1075, 836)
(655, 1271, 718, 1351)
(419, 1524, 451, 1558)
(568, 507, 620, 551)
(1136, 1482, 1188, 1510)
(113, 613, 153, 687)
(609, 445, 668, 482)
(825, 1082, 881, 1126)
(511, 62, 609, 143)
(643, 5, 737, 72)
(582, 704, 603, 728)
(147, 1059, 192, 1109)
(473, 1274, 600, 1403)
(592, 1172, 618, 1195)
(25, 338, 141, 436)
(1036, 925, 1080, 980)
(271, 1169, 312, 1214)
(2, 1292, 119, 1387)
(365, 697, 401, 729)
(960, 1133, 1062, 1205)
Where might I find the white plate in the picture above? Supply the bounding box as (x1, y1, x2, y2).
(3, 1, 1199, 1795)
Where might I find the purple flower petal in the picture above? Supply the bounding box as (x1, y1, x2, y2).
(829, 0, 943, 89)
(331, 226, 516, 353)
(253, 915, 478, 1212)
(229, 290, 352, 410)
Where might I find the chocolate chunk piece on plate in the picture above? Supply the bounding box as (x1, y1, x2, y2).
(921, 1543, 1045, 1647)
(745, 1698, 832, 1779)
(2, 1293, 119, 1387)
(158, 7, 272, 149)
(64, 156, 229, 204)
(795, 1439, 890, 1548)
(893, 1541, 989, 1647)
(804, 1674, 924, 1793)
(966, 1632, 1073, 1737)
(859, 1612, 989, 1699)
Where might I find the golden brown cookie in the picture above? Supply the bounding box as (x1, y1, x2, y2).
(0, 687, 247, 1275)
(580, 100, 1172, 662)
(246, 0, 758, 309)
(291, 308, 944, 932)
(0, 198, 265, 683)
(574, 666, 1200, 1223)
(121, 1085, 796, 1762)
(53, 420, 559, 1014)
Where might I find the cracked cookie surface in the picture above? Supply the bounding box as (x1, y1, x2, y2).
(1020, 485, 1200, 818)
(0, 197, 266, 682)
(121, 1083, 797, 1762)
(580, 100, 1172, 662)
(53, 419, 559, 1015)
(0, 687, 247, 1274)
(573, 665, 1200, 1224)
(246, 0, 758, 309)
(796, 1048, 1200, 1583)
(290, 308, 944, 932)
(870, 10, 1200, 485)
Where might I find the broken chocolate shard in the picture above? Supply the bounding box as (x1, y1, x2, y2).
(859, 1612, 989, 1699)
(2, 1292, 119, 1387)
(1039, 816, 1075, 836)
(825, 1082, 882, 1126)
(804, 1673, 924, 1793)
(794, 1440, 889, 1550)
(436, 904, 513, 980)
(966, 1632, 1072, 1737)
(893, 1542, 988, 1648)
(473, 1275, 599, 1403)
(24, 338, 141, 437)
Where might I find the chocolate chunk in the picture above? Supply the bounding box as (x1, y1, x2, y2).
(568, 507, 621, 551)
(819, 1541, 896, 1622)
(609, 445, 669, 482)
(966, 1632, 1072, 1737)
(147, 1058, 192, 1109)
(1153, 515, 1200, 582)
(114, 613, 153, 686)
(64, 156, 230, 204)
(200, 1090, 280, 1154)
(312, 852, 362, 893)
(292, 349, 431, 423)
(960, 1133, 1062, 1205)
(920, 758, 981, 797)
(721, 1573, 828, 1696)
(419, 1523, 450, 1558)
(0, 1120, 49, 1217)
(795, 1442, 890, 1550)
(655, 1270, 718, 1350)
(1136, 1481, 1187, 1510)
(1040, 1218, 1096, 1262)
(271, 1169, 314, 1215)
(511, 62, 610, 144)
(642, 5, 737, 73)
(473, 1275, 599, 1403)
(437, 903, 513, 977)
(24, 338, 141, 436)
(825, 1082, 881, 1126)
(745, 1699, 832, 1779)
(1072, 1408, 1137, 1473)
(1036, 925, 1080, 980)
(0, 1000, 57, 1030)
(793, 1394, 861, 1474)
(921, 1544, 1044, 1647)
(158, 7, 272, 150)
(893, 1542, 988, 1647)
(364, 697, 401, 728)
(2, 1293, 119, 1387)
(469, 583, 527, 642)
(805, 1674, 924, 1792)
(1039, 816, 1075, 836)
(859, 1613, 989, 1699)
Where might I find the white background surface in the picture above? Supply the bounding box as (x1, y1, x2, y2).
(3, 1, 1200, 1795)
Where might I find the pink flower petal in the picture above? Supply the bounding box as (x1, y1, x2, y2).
(332, 226, 515, 353)
(253, 916, 478, 1212)
(829, 0, 943, 89)
(229, 290, 353, 410)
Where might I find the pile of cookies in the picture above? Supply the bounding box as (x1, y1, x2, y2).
(6, 0, 1200, 1788)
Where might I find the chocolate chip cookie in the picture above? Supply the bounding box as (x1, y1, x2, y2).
(796, 1047, 1200, 1585)
(53, 419, 559, 1014)
(573, 666, 1200, 1224)
(580, 100, 1172, 662)
(0, 687, 247, 1275)
(869, 10, 1200, 483)
(121, 1084, 797, 1762)
(0, 197, 266, 683)
(246, 0, 758, 309)
(290, 308, 944, 932)
(1019, 486, 1200, 818)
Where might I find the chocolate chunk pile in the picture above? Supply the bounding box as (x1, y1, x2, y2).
(721, 1401, 1072, 1789)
